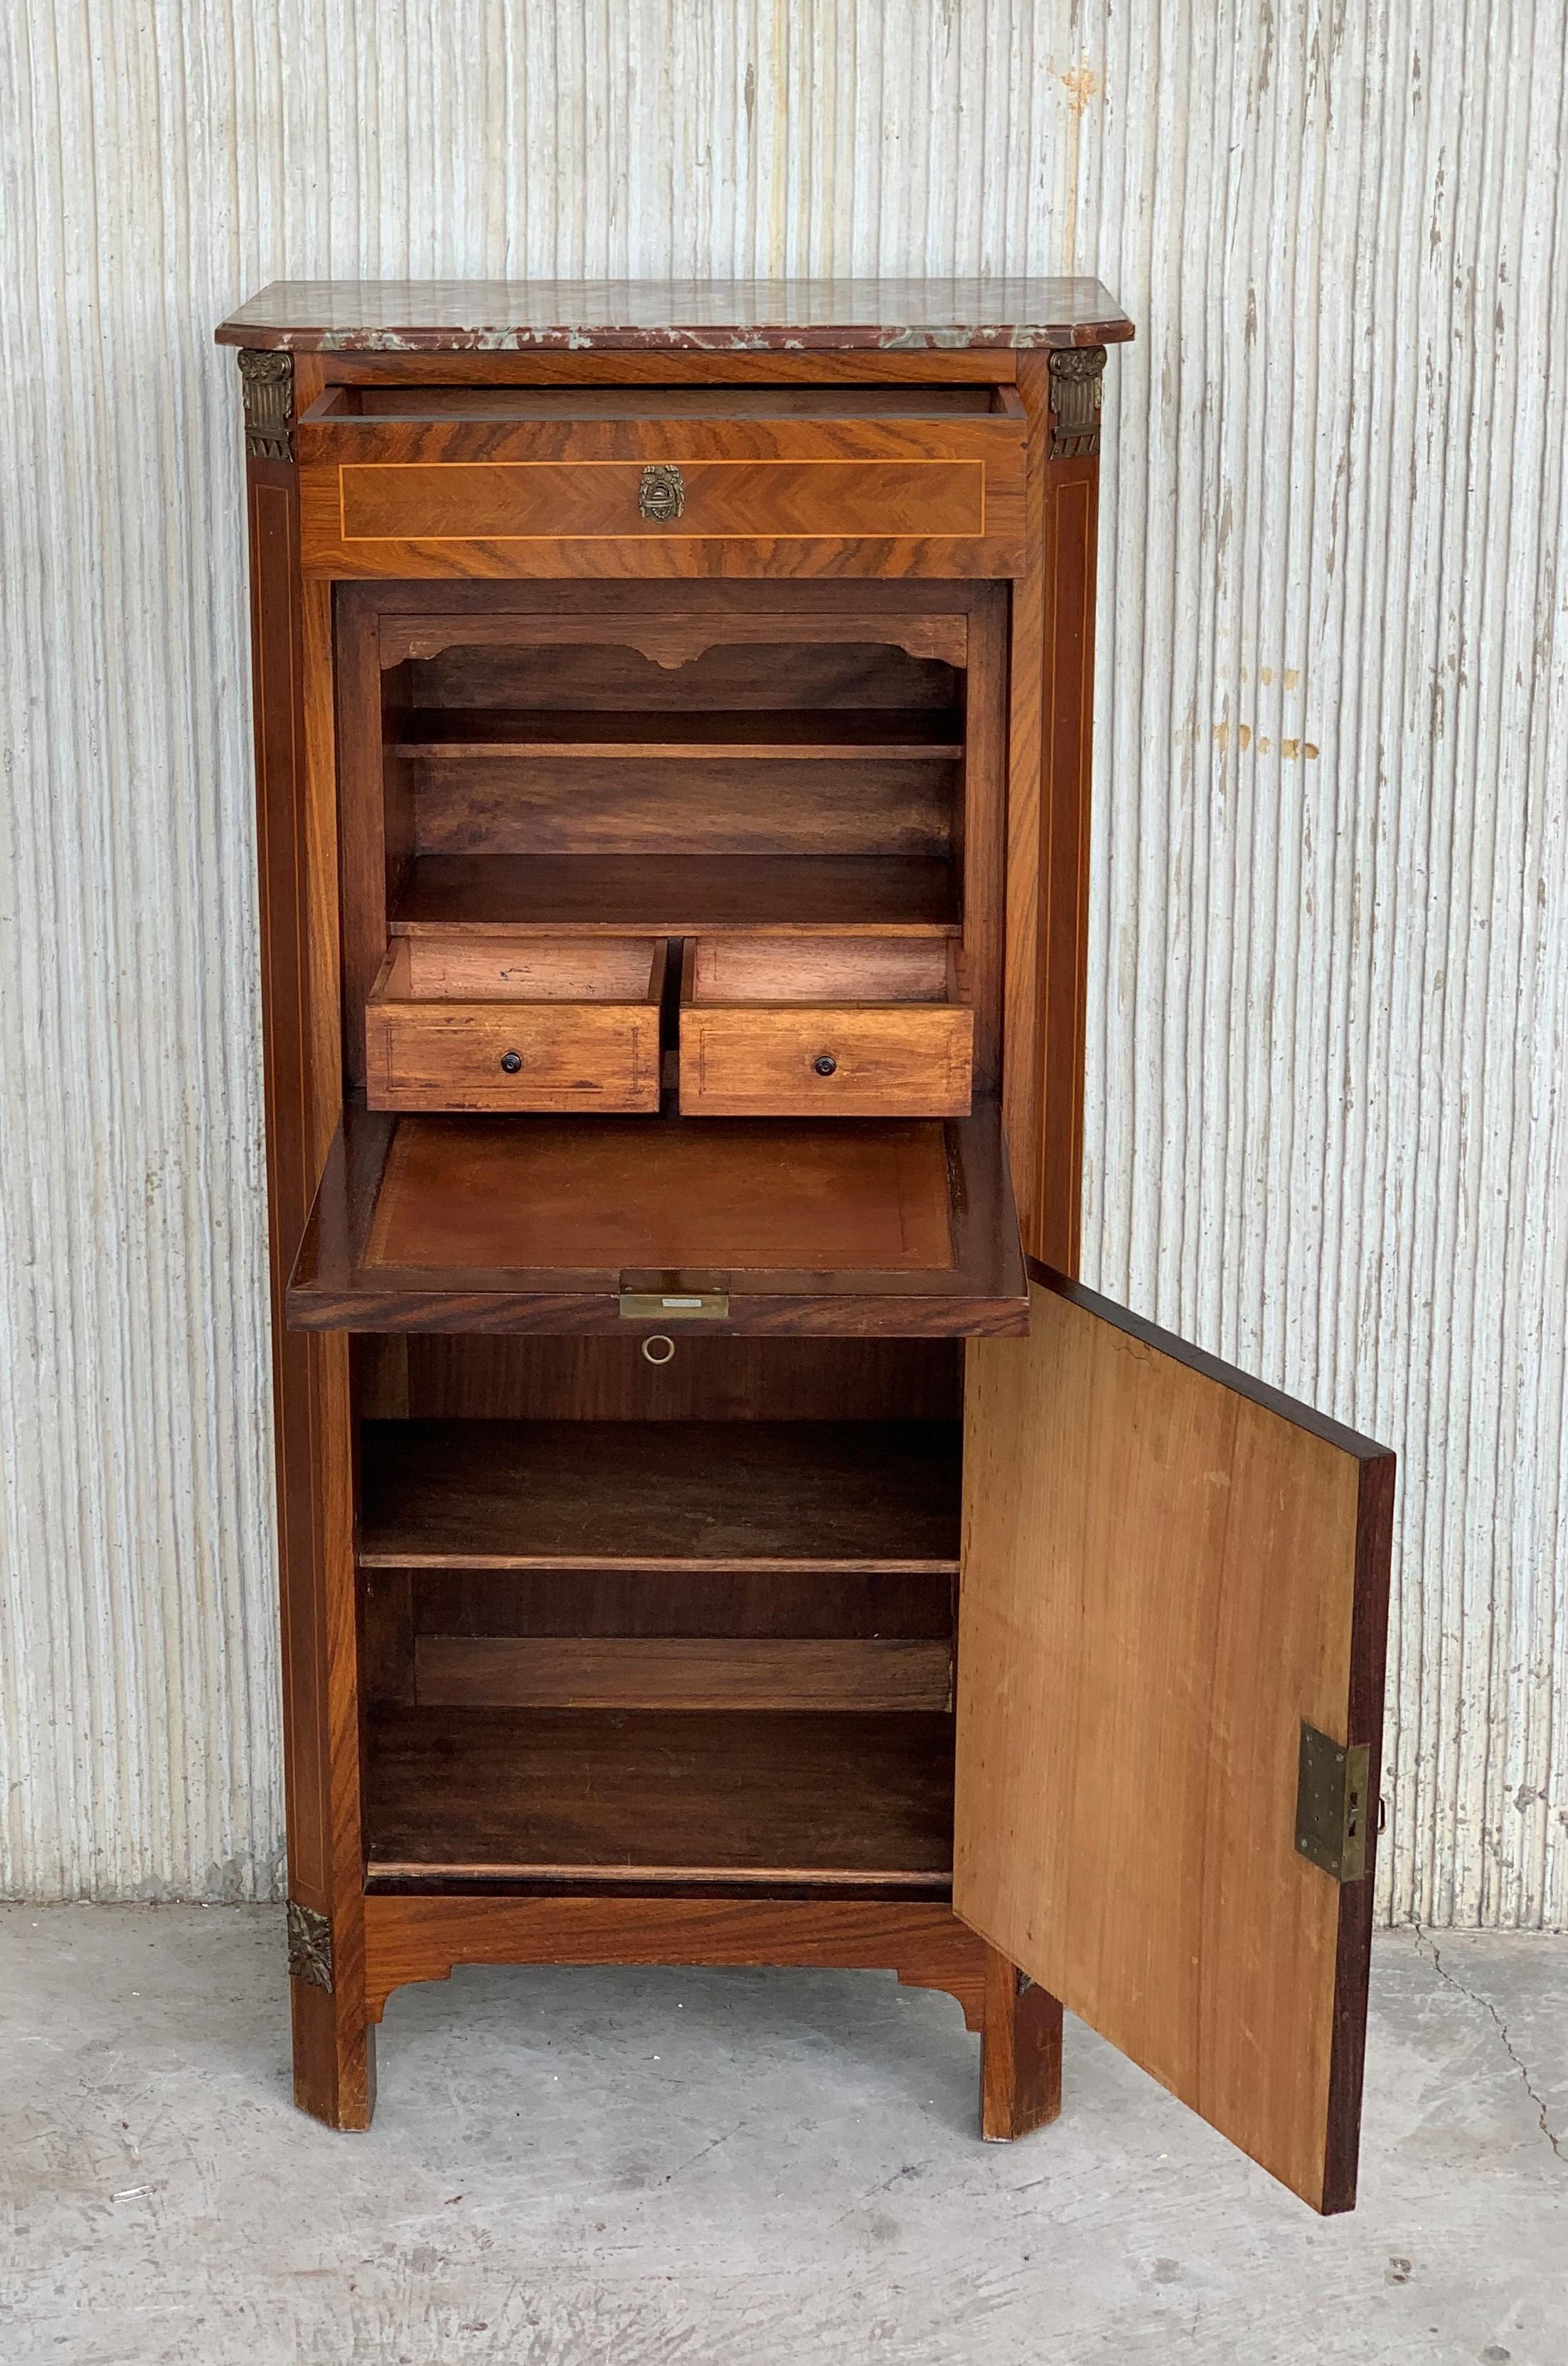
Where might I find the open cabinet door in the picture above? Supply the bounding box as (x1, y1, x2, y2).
(954, 1271, 1394, 2212)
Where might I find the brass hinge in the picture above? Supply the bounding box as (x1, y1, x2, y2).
(238, 348, 294, 463)
(1294, 1722, 1372, 1882)
(286, 1899, 334, 1991)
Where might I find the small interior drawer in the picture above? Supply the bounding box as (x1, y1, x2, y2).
(366, 937, 665, 1114)
(677, 936, 973, 1118)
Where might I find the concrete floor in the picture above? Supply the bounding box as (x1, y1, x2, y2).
(1, 1909, 1563, 2365)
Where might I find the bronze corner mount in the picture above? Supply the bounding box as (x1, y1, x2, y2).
(286, 1899, 334, 1990)
(1047, 346, 1106, 462)
(239, 348, 295, 463)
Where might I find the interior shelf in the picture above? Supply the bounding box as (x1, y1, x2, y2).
(389, 853, 960, 937)
(363, 1705, 956, 1886)
(392, 708, 964, 760)
(359, 1417, 962, 1572)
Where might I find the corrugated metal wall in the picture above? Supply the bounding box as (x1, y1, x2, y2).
(1, 1, 1563, 1924)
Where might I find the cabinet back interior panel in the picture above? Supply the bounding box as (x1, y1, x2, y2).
(376, 1334, 965, 1421)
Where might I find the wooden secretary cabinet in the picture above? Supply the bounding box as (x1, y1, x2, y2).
(219, 280, 1394, 2214)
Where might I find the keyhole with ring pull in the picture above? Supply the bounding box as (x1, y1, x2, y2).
(499, 1049, 523, 1074)
(641, 1334, 676, 1367)
(813, 1054, 838, 1077)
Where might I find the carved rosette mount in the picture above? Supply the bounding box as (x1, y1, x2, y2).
(239, 348, 295, 463)
(286, 1899, 334, 1991)
(1047, 346, 1106, 462)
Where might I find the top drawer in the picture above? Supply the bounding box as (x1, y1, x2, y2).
(296, 384, 1028, 580)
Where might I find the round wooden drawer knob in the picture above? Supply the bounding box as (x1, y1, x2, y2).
(499, 1049, 523, 1074)
(813, 1054, 838, 1077)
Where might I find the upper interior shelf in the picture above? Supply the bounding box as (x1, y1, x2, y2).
(390, 709, 964, 759)
(390, 854, 960, 937)
(215, 275, 1134, 353)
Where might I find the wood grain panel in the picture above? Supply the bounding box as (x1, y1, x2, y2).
(689, 937, 951, 1001)
(1033, 453, 1099, 1272)
(338, 459, 987, 542)
(320, 351, 1018, 386)
(392, 851, 959, 935)
(398, 937, 661, 996)
(395, 612, 968, 679)
(397, 704, 961, 751)
(321, 385, 1008, 420)
(413, 1635, 954, 1711)
(408, 757, 954, 859)
(243, 396, 373, 2126)
(979, 1946, 1063, 2141)
(954, 1274, 1394, 2212)
(302, 529, 1027, 585)
(361, 1892, 992, 2032)
(1000, 353, 1048, 1215)
(407, 1567, 956, 1638)
(402, 1336, 962, 1422)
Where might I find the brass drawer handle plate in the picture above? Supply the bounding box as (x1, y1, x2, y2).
(639, 464, 685, 523)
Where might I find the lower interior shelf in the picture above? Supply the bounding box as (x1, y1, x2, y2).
(363, 1705, 956, 1887)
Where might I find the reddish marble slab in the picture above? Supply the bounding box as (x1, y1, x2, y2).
(215, 277, 1132, 353)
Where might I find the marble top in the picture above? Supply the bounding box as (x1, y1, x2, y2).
(215, 277, 1132, 353)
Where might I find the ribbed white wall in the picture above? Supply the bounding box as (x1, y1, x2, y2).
(1, 1, 1563, 1923)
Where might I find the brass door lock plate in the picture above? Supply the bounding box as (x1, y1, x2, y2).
(619, 1289, 729, 1321)
(1294, 1722, 1372, 1882)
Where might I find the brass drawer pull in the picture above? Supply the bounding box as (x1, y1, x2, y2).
(639, 464, 685, 523)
